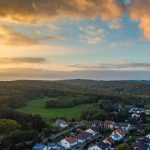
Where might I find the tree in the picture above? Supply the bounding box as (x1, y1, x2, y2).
(117, 143, 131, 150)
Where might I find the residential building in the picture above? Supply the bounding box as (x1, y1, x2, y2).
(104, 120, 115, 130)
(61, 137, 77, 149)
(145, 109, 150, 115)
(32, 144, 47, 150)
(88, 141, 111, 150)
(77, 132, 92, 143)
(91, 120, 102, 127)
(55, 119, 68, 128)
(115, 122, 131, 131)
(110, 129, 126, 141)
(85, 129, 98, 136)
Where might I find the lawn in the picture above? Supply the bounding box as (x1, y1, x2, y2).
(145, 104, 150, 108)
(17, 97, 91, 120)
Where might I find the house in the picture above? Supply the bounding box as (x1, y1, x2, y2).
(129, 107, 144, 114)
(85, 129, 98, 136)
(104, 120, 115, 130)
(132, 141, 150, 150)
(61, 137, 77, 149)
(145, 109, 150, 115)
(91, 120, 102, 127)
(132, 113, 141, 119)
(103, 137, 114, 145)
(55, 119, 68, 128)
(47, 143, 58, 150)
(88, 141, 111, 150)
(146, 134, 150, 139)
(111, 132, 123, 141)
(115, 122, 131, 131)
(138, 137, 150, 146)
(32, 144, 47, 150)
(77, 132, 92, 143)
(110, 129, 126, 141)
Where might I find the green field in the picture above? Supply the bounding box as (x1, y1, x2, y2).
(17, 98, 91, 120)
(145, 104, 150, 108)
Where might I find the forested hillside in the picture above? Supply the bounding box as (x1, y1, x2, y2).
(0, 80, 150, 109)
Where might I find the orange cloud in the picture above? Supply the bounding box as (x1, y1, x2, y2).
(0, 0, 150, 40)
(129, 0, 150, 40)
(0, 0, 125, 23)
(0, 25, 64, 46)
(0, 25, 39, 45)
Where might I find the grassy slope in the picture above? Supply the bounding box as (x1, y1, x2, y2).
(17, 97, 91, 120)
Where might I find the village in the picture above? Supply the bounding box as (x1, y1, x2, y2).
(32, 106, 150, 150)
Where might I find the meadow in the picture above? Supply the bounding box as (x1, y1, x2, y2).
(17, 97, 91, 120)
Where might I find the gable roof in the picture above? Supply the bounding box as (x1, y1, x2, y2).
(97, 141, 110, 149)
(104, 120, 115, 126)
(64, 137, 77, 144)
(133, 141, 149, 150)
(138, 137, 150, 144)
(113, 129, 126, 136)
(103, 137, 114, 145)
(77, 132, 92, 140)
(32, 144, 46, 150)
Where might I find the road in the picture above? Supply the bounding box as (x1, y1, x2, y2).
(43, 124, 82, 143)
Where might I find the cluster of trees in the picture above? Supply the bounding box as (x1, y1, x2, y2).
(80, 105, 129, 122)
(45, 95, 98, 108)
(0, 106, 50, 149)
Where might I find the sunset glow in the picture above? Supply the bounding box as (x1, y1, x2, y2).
(0, 0, 150, 80)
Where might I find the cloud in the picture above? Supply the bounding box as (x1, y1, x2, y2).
(0, 0, 126, 23)
(0, 57, 47, 64)
(0, 68, 150, 81)
(0, 25, 64, 46)
(80, 25, 104, 45)
(129, 0, 150, 40)
(68, 62, 150, 70)
(0, 0, 149, 40)
(108, 19, 123, 30)
(0, 25, 39, 45)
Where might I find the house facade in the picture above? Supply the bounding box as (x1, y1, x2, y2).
(61, 137, 77, 149)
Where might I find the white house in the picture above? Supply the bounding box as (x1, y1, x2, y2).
(88, 142, 110, 150)
(110, 129, 126, 141)
(145, 109, 150, 115)
(77, 132, 92, 143)
(55, 119, 68, 128)
(146, 134, 150, 139)
(115, 122, 131, 131)
(132, 113, 141, 119)
(85, 128, 97, 136)
(32, 144, 47, 150)
(61, 137, 77, 149)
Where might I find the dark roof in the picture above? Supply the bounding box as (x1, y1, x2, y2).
(91, 127, 100, 132)
(77, 132, 92, 140)
(92, 120, 102, 124)
(88, 143, 97, 149)
(138, 137, 150, 144)
(97, 142, 110, 149)
(32, 144, 46, 150)
(116, 122, 129, 127)
(133, 141, 149, 150)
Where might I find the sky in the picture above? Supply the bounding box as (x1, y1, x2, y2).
(0, 0, 150, 80)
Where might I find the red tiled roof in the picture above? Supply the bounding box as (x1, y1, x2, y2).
(113, 129, 126, 136)
(65, 137, 77, 144)
(104, 120, 115, 126)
